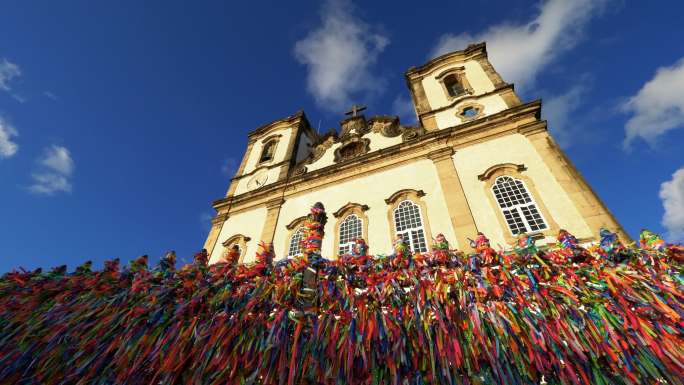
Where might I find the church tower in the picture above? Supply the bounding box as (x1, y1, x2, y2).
(204, 42, 626, 264)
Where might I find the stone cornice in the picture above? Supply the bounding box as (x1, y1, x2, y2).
(384, 189, 425, 205)
(477, 163, 527, 181)
(212, 100, 544, 213)
(265, 197, 285, 210)
(405, 42, 487, 79)
(247, 110, 307, 139)
(426, 147, 455, 162)
(332, 202, 370, 218)
(285, 216, 307, 230)
(211, 212, 229, 226)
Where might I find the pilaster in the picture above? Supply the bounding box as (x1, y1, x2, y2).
(427, 147, 479, 250)
(227, 138, 257, 197)
(524, 128, 629, 240)
(204, 212, 229, 256)
(260, 198, 285, 244)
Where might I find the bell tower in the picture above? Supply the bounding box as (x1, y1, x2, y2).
(225, 111, 316, 198)
(405, 43, 523, 131)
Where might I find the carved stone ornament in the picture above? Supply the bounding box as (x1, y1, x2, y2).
(308, 134, 336, 164)
(340, 116, 369, 137)
(292, 163, 308, 176)
(369, 116, 401, 137)
(401, 126, 426, 142)
(333, 136, 370, 163)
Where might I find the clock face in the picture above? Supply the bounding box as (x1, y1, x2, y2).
(248, 169, 269, 190)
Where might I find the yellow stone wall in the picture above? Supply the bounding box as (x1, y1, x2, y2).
(454, 133, 592, 247)
(208, 206, 267, 264)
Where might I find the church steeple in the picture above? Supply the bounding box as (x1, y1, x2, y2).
(405, 42, 522, 131)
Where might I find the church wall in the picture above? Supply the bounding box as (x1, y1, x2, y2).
(271, 158, 457, 261)
(453, 133, 593, 247)
(432, 94, 509, 130)
(209, 206, 268, 264)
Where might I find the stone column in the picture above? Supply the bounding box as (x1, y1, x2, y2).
(523, 127, 629, 241)
(204, 212, 229, 257)
(427, 147, 479, 251)
(260, 198, 285, 244)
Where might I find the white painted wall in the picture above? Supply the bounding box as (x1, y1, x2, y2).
(271, 159, 459, 261)
(209, 206, 268, 264)
(453, 134, 592, 247)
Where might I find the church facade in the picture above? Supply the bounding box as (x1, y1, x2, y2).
(204, 42, 626, 264)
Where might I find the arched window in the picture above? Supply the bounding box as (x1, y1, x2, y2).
(444, 74, 465, 97)
(338, 214, 362, 255)
(287, 226, 305, 257)
(259, 140, 277, 163)
(492, 176, 548, 235)
(221, 234, 250, 263)
(393, 200, 427, 252)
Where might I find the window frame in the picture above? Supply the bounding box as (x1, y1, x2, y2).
(435, 67, 473, 102)
(332, 203, 369, 258)
(287, 226, 306, 258)
(393, 200, 428, 253)
(478, 164, 559, 244)
(385, 189, 433, 254)
(257, 135, 280, 165)
(221, 234, 251, 264)
(491, 176, 549, 236)
(337, 214, 363, 255)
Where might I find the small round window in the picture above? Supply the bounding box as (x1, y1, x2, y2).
(461, 107, 479, 118)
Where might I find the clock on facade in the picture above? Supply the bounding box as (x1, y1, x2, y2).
(247, 169, 269, 190)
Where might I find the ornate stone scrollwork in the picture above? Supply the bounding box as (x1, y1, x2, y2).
(333, 136, 370, 163)
(369, 116, 401, 137)
(401, 126, 426, 142)
(308, 134, 336, 164)
(340, 116, 369, 137)
(292, 163, 308, 176)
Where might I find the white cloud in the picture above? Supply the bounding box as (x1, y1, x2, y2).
(0, 116, 19, 158)
(542, 83, 588, 147)
(40, 145, 74, 175)
(29, 173, 72, 195)
(43, 91, 57, 100)
(0, 58, 21, 92)
(29, 145, 74, 195)
(294, 0, 389, 111)
(660, 167, 684, 242)
(622, 58, 684, 148)
(431, 0, 605, 89)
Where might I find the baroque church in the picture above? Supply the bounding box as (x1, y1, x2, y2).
(204, 42, 626, 264)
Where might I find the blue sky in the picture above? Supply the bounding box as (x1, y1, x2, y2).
(1, 0, 683, 273)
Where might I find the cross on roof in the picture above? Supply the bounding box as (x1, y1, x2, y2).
(345, 104, 366, 118)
